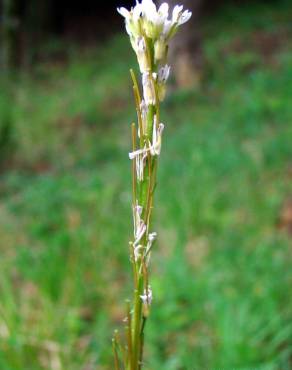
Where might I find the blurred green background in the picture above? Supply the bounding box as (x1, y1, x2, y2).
(0, 0, 292, 369)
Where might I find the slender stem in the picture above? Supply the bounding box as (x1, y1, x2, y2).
(131, 99, 158, 369)
(132, 275, 144, 368)
(130, 69, 144, 145)
(126, 300, 134, 370)
(138, 317, 147, 370)
(131, 123, 137, 205)
(112, 335, 121, 370)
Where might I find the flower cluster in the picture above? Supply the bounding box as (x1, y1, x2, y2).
(118, 0, 192, 66)
(118, 0, 192, 102)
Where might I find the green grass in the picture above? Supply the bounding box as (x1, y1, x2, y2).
(0, 1, 292, 369)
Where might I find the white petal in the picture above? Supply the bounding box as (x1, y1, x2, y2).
(163, 20, 172, 36)
(133, 2, 143, 20)
(172, 5, 183, 23)
(178, 10, 192, 25)
(117, 7, 130, 19)
(142, 0, 157, 19)
(126, 23, 133, 37)
(158, 3, 169, 20)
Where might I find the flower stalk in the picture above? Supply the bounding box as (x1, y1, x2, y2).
(114, 1, 191, 368)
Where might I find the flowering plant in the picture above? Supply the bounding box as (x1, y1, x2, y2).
(113, 1, 191, 368)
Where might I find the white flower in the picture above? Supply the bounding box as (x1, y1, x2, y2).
(142, 1, 170, 38)
(141, 0, 157, 21)
(133, 3, 143, 20)
(140, 286, 153, 305)
(133, 205, 146, 246)
(117, 7, 130, 19)
(150, 116, 164, 156)
(158, 3, 169, 21)
(141, 1, 168, 23)
(117, 3, 142, 37)
(117, 3, 142, 21)
(117, 1, 192, 45)
(172, 5, 183, 23)
(177, 10, 192, 25)
(158, 64, 170, 83)
(172, 5, 192, 26)
(142, 72, 156, 106)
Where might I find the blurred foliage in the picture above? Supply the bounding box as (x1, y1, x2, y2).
(0, 1, 292, 369)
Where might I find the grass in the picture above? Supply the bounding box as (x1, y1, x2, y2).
(0, 1, 292, 369)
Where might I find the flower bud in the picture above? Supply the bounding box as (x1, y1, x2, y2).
(154, 38, 167, 62)
(158, 84, 166, 101)
(157, 65, 170, 101)
(136, 37, 149, 73)
(142, 72, 156, 106)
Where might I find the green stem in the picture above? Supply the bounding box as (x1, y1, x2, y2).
(132, 102, 157, 369)
(132, 275, 144, 368)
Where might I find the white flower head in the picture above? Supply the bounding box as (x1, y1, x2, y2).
(118, 1, 192, 63)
